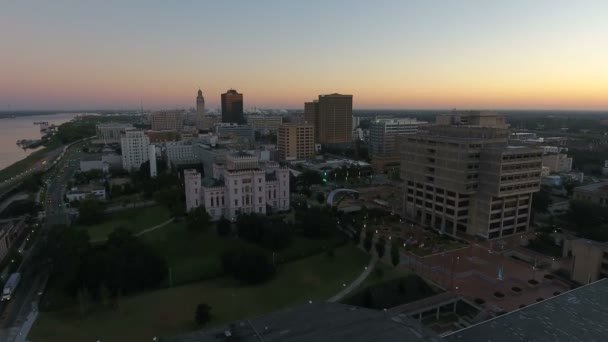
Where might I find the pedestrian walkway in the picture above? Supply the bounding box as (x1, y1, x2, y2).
(328, 255, 378, 302)
(90, 217, 175, 243)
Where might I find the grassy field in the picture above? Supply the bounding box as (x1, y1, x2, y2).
(29, 244, 370, 342)
(0, 148, 49, 182)
(143, 223, 348, 286)
(81, 205, 171, 241)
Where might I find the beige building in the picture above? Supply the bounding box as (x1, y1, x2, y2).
(573, 182, 608, 206)
(542, 153, 573, 173)
(304, 94, 352, 145)
(94, 123, 134, 144)
(565, 238, 608, 284)
(401, 111, 543, 240)
(278, 123, 315, 161)
(151, 111, 184, 131)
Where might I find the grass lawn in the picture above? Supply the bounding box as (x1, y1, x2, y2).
(0, 148, 49, 182)
(143, 223, 349, 286)
(81, 205, 171, 241)
(29, 244, 370, 342)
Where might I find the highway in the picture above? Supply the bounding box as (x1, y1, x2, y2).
(0, 141, 86, 341)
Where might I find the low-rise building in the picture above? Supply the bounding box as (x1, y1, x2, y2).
(151, 111, 184, 131)
(245, 114, 283, 133)
(542, 152, 572, 173)
(165, 141, 195, 163)
(66, 186, 107, 202)
(215, 123, 255, 142)
(185, 152, 290, 220)
(573, 182, 608, 206)
(94, 123, 134, 144)
(564, 238, 608, 284)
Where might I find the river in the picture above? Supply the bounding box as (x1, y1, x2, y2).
(0, 113, 78, 170)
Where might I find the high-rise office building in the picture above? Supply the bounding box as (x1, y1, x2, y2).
(221, 89, 244, 124)
(306, 94, 352, 145)
(369, 118, 426, 156)
(151, 111, 184, 131)
(120, 130, 150, 171)
(196, 89, 205, 130)
(401, 111, 543, 240)
(278, 123, 315, 161)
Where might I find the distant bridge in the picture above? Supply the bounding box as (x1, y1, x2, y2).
(327, 188, 360, 206)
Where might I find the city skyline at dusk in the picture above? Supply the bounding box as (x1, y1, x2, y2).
(1, 0, 607, 111)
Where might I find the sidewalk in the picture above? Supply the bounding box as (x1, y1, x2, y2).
(328, 254, 378, 302)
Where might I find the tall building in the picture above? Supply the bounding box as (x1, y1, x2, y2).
(307, 93, 352, 145)
(151, 111, 184, 131)
(369, 118, 426, 156)
(120, 130, 150, 171)
(221, 89, 244, 124)
(278, 123, 315, 161)
(196, 89, 205, 130)
(184, 152, 290, 220)
(401, 111, 543, 240)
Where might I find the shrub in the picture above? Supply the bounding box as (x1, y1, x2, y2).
(474, 298, 485, 305)
(494, 291, 505, 298)
(528, 279, 539, 285)
(511, 286, 522, 292)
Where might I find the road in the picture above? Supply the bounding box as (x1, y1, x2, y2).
(0, 140, 85, 341)
(0, 146, 64, 189)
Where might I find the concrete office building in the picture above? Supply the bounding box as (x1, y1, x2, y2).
(120, 130, 150, 171)
(564, 238, 608, 284)
(221, 89, 245, 124)
(94, 123, 134, 144)
(151, 111, 184, 131)
(184, 152, 290, 220)
(278, 123, 315, 161)
(542, 152, 573, 173)
(196, 89, 206, 130)
(573, 182, 608, 206)
(165, 141, 195, 164)
(245, 114, 283, 133)
(369, 118, 425, 156)
(304, 94, 353, 145)
(401, 111, 542, 240)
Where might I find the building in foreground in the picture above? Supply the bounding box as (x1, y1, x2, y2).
(185, 151, 290, 220)
(401, 111, 542, 240)
(573, 181, 608, 206)
(221, 89, 245, 124)
(94, 123, 134, 144)
(278, 123, 315, 161)
(151, 111, 184, 131)
(120, 130, 150, 171)
(162, 302, 440, 342)
(445, 279, 608, 342)
(304, 94, 353, 145)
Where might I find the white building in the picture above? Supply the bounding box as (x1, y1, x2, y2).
(185, 152, 290, 220)
(165, 141, 195, 163)
(66, 186, 107, 202)
(120, 130, 150, 171)
(94, 123, 134, 144)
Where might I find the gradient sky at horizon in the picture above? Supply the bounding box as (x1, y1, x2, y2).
(1, 0, 607, 111)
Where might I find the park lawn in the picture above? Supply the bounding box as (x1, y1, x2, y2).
(81, 205, 171, 242)
(29, 244, 370, 342)
(143, 223, 349, 286)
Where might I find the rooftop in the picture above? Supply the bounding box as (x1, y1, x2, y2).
(162, 302, 440, 342)
(574, 181, 608, 193)
(445, 279, 608, 342)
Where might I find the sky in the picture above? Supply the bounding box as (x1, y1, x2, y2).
(1, 0, 607, 111)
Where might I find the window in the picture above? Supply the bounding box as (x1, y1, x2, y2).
(234, 189, 238, 194)
(259, 197, 262, 204)
(235, 199, 238, 206)
(211, 197, 214, 206)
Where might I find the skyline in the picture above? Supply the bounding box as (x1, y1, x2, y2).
(1, 1, 608, 111)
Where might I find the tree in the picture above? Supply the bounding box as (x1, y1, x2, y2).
(316, 192, 326, 204)
(375, 236, 386, 258)
(363, 230, 373, 252)
(154, 186, 185, 217)
(297, 170, 323, 188)
(237, 214, 293, 250)
(296, 207, 336, 238)
(186, 206, 211, 231)
(532, 186, 552, 213)
(195, 303, 212, 325)
(78, 197, 105, 225)
(390, 241, 400, 267)
(220, 248, 275, 284)
(217, 216, 231, 237)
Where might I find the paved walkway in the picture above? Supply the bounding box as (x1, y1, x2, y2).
(90, 218, 175, 243)
(328, 254, 378, 303)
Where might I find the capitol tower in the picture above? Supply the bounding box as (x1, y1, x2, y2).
(196, 88, 205, 130)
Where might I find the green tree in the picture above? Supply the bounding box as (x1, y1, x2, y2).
(78, 197, 106, 225)
(375, 236, 386, 258)
(316, 192, 326, 204)
(195, 303, 212, 326)
(186, 206, 211, 231)
(532, 186, 552, 213)
(154, 186, 184, 217)
(220, 248, 275, 284)
(217, 216, 231, 237)
(390, 241, 400, 266)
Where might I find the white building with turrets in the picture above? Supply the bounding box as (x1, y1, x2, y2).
(184, 151, 289, 220)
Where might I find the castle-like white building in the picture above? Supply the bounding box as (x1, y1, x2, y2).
(184, 151, 289, 220)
